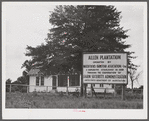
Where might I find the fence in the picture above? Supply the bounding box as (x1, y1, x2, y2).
(6, 84, 115, 93)
(6, 84, 29, 93)
(6, 84, 143, 100)
(6, 84, 81, 93)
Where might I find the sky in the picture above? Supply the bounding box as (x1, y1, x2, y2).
(3, 2, 147, 88)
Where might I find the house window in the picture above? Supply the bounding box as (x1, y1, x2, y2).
(58, 75, 67, 87)
(112, 84, 114, 88)
(100, 84, 103, 87)
(36, 77, 39, 86)
(69, 75, 80, 86)
(41, 76, 44, 86)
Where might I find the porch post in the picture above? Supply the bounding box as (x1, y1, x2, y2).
(80, 74, 81, 87)
(79, 74, 82, 97)
(46, 86, 48, 92)
(56, 75, 58, 91)
(66, 76, 69, 95)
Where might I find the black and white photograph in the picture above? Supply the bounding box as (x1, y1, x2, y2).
(2, 2, 147, 119)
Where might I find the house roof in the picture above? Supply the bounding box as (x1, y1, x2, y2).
(28, 68, 81, 76)
(28, 68, 43, 76)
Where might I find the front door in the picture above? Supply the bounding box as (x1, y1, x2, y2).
(52, 76, 57, 90)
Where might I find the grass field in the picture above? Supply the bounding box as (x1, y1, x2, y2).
(6, 92, 143, 109)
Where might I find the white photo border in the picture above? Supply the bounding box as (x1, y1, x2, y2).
(2, 1, 148, 119)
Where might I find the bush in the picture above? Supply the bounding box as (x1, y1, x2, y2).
(20, 86, 27, 93)
(73, 87, 80, 97)
(55, 89, 58, 93)
(115, 85, 122, 95)
(58, 91, 64, 97)
(32, 91, 38, 97)
(125, 92, 143, 100)
(6, 85, 10, 92)
(11, 85, 20, 92)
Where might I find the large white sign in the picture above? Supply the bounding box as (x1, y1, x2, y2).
(83, 53, 128, 84)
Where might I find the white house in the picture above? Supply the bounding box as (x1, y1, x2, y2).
(28, 68, 81, 92)
(28, 68, 114, 93)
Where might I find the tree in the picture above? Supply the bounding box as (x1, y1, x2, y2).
(6, 78, 12, 92)
(12, 70, 29, 85)
(11, 71, 29, 92)
(23, 5, 136, 75)
(139, 85, 143, 89)
(12, 72, 29, 85)
(21, 60, 33, 72)
(6, 78, 12, 84)
(129, 69, 142, 93)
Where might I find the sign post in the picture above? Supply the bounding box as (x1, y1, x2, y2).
(80, 79, 83, 97)
(84, 84, 87, 98)
(113, 84, 116, 97)
(121, 84, 126, 100)
(91, 84, 93, 97)
(82, 53, 128, 98)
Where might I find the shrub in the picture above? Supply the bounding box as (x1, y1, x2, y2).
(59, 91, 64, 97)
(125, 92, 143, 100)
(72, 87, 80, 97)
(20, 86, 27, 93)
(32, 91, 38, 97)
(55, 89, 58, 93)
